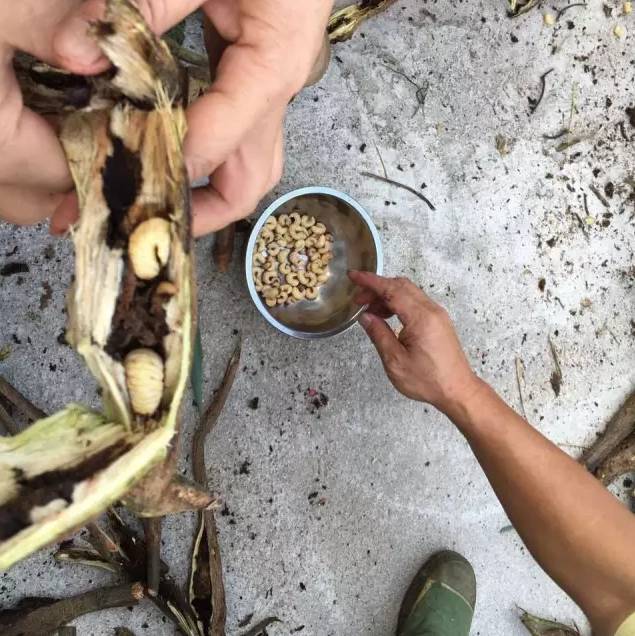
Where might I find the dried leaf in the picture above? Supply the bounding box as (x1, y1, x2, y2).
(328, 0, 397, 42)
(520, 609, 580, 635)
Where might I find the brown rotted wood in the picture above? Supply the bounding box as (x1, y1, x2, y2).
(582, 392, 635, 474)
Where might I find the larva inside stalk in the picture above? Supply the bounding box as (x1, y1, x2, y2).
(0, 0, 199, 570)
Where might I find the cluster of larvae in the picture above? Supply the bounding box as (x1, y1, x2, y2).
(124, 217, 172, 416)
(253, 212, 334, 307)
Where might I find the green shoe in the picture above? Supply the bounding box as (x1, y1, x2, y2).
(396, 550, 476, 636)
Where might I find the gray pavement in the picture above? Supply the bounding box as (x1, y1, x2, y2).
(1, 1, 634, 634)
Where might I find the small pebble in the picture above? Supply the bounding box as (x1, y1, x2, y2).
(543, 12, 556, 26)
(624, 1, 632, 14)
(614, 24, 626, 37)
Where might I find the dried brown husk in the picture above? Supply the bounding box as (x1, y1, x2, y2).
(327, 0, 397, 43)
(0, 0, 199, 570)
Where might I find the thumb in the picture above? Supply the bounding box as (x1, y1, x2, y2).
(359, 313, 403, 366)
(53, 0, 205, 74)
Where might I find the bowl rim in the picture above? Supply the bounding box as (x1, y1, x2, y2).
(245, 186, 384, 339)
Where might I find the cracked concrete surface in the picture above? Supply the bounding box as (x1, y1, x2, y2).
(1, 0, 634, 634)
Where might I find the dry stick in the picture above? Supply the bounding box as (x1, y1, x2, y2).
(1, 583, 143, 636)
(143, 517, 162, 597)
(515, 357, 528, 421)
(0, 375, 46, 421)
(582, 392, 635, 473)
(595, 431, 635, 485)
(589, 183, 610, 209)
(360, 171, 436, 211)
(555, 2, 587, 20)
(191, 338, 242, 636)
(239, 617, 282, 636)
(0, 400, 18, 434)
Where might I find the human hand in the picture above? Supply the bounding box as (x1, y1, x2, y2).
(0, 1, 83, 226)
(349, 271, 483, 416)
(49, 0, 333, 236)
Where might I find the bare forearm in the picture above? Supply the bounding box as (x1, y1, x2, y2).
(448, 380, 635, 635)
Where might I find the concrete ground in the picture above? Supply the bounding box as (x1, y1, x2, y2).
(1, 0, 634, 634)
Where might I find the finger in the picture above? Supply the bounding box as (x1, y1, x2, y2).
(191, 112, 283, 236)
(358, 312, 405, 367)
(349, 271, 423, 325)
(53, 0, 205, 74)
(184, 40, 291, 181)
(1, 0, 80, 66)
(0, 58, 72, 192)
(50, 191, 79, 235)
(0, 183, 65, 225)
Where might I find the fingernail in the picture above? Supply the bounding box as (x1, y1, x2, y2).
(56, 16, 103, 67)
(358, 313, 372, 328)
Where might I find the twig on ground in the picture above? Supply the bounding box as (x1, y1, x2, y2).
(572, 210, 589, 241)
(548, 337, 562, 397)
(519, 608, 580, 635)
(373, 142, 388, 179)
(143, 517, 162, 597)
(515, 358, 529, 421)
(528, 69, 553, 114)
(555, 136, 584, 151)
(239, 617, 282, 636)
(382, 64, 429, 116)
(0, 400, 18, 434)
(582, 193, 590, 217)
(0, 375, 46, 421)
(555, 3, 587, 20)
(0, 583, 144, 636)
(328, 0, 397, 43)
(582, 392, 635, 473)
(360, 171, 436, 211)
(189, 338, 242, 636)
(589, 184, 610, 208)
(543, 128, 569, 140)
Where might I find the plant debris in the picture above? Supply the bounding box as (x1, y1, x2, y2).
(508, 0, 541, 17)
(520, 609, 580, 635)
(548, 337, 562, 397)
(589, 184, 610, 208)
(328, 0, 397, 42)
(0, 262, 29, 277)
(528, 69, 554, 114)
(0, 583, 144, 636)
(555, 3, 587, 21)
(515, 358, 529, 420)
(361, 171, 436, 211)
(189, 338, 242, 636)
(382, 64, 429, 117)
(582, 392, 635, 473)
(239, 617, 282, 636)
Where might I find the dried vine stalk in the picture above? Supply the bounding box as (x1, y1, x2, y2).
(0, 0, 208, 571)
(582, 392, 635, 475)
(328, 0, 397, 42)
(188, 339, 242, 635)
